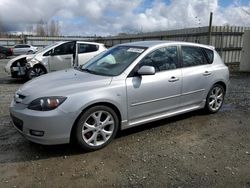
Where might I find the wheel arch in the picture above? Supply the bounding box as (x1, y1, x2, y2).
(212, 81, 227, 93)
(70, 101, 122, 143)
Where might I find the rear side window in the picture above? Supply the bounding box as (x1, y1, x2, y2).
(15, 45, 30, 48)
(78, 44, 99, 53)
(181, 46, 208, 67)
(203, 48, 214, 64)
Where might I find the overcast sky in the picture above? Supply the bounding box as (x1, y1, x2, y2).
(0, 0, 249, 36)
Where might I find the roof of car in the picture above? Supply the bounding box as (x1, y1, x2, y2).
(60, 41, 104, 45)
(119, 40, 214, 50)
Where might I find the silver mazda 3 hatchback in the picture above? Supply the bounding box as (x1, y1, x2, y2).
(10, 41, 229, 151)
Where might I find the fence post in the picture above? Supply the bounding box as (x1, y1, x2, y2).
(207, 12, 213, 45)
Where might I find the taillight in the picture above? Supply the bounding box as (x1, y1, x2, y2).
(8, 48, 13, 55)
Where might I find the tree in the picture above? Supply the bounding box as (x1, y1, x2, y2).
(36, 19, 46, 36)
(35, 19, 60, 36)
(48, 20, 60, 36)
(234, 0, 250, 16)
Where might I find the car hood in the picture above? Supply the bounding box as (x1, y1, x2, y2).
(5, 54, 35, 73)
(18, 68, 112, 103)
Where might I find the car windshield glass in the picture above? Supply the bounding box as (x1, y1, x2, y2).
(36, 42, 60, 54)
(81, 46, 146, 76)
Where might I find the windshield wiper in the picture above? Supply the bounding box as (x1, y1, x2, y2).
(80, 68, 112, 76)
(81, 68, 96, 74)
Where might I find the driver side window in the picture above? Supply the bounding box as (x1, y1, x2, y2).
(54, 42, 75, 56)
(139, 46, 178, 72)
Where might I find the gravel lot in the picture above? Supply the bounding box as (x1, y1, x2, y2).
(0, 59, 250, 187)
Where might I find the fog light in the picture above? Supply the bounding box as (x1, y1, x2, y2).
(30, 130, 44, 137)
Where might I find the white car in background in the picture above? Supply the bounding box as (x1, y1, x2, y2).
(5, 41, 107, 79)
(13, 44, 38, 55)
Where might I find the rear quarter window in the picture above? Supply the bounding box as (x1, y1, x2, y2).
(181, 46, 208, 67)
(202, 48, 214, 64)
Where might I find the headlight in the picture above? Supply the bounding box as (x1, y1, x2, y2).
(28, 96, 67, 111)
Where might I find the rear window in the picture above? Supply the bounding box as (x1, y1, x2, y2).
(203, 48, 214, 64)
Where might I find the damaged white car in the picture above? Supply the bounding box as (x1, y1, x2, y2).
(4, 41, 107, 79)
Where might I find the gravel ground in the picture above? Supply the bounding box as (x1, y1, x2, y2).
(0, 59, 250, 188)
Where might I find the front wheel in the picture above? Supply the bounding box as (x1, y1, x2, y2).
(75, 106, 119, 151)
(205, 84, 225, 113)
(27, 66, 46, 79)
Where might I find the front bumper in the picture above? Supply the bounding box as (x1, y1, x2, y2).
(11, 66, 27, 78)
(10, 100, 76, 145)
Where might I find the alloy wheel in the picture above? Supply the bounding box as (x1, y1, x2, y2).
(208, 86, 224, 111)
(28, 67, 46, 78)
(82, 110, 115, 146)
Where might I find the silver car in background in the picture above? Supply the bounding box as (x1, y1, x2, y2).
(13, 44, 38, 55)
(10, 41, 229, 151)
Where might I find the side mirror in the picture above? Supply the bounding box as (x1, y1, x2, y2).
(137, 66, 155, 75)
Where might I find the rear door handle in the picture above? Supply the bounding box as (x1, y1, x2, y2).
(168, 76, 179, 82)
(203, 71, 211, 76)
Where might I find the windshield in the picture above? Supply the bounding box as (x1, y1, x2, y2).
(81, 46, 147, 76)
(36, 42, 60, 54)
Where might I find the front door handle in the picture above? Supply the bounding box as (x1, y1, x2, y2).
(203, 71, 211, 76)
(168, 76, 179, 82)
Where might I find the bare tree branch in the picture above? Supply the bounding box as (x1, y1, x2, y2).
(234, 0, 250, 16)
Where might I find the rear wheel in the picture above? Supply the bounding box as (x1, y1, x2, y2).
(75, 106, 119, 151)
(27, 50, 34, 54)
(27, 66, 46, 79)
(205, 84, 225, 113)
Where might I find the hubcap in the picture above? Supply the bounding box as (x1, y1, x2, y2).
(29, 67, 45, 78)
(82, 111, 114, 146)
(208, 86, 224, 111)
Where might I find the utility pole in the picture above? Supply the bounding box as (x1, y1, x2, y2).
(207, 12, 213, 45)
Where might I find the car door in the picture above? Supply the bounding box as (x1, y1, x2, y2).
(48, 42, 75, 71)
(13, 45, 22, 55)
(76, 43, 100, 66)
(126, 46, 182, 123)
(22, 45, 30, 54)
(180, 46, 214, 107)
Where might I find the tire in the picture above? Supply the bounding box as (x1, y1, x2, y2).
(27, 50, 34, 54)
(27, 66, 47, 79)
(75, 105, 119, 151)
(205, 84, 225, 113)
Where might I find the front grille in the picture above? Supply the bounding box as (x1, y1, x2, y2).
(10, 114, 23, 131)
